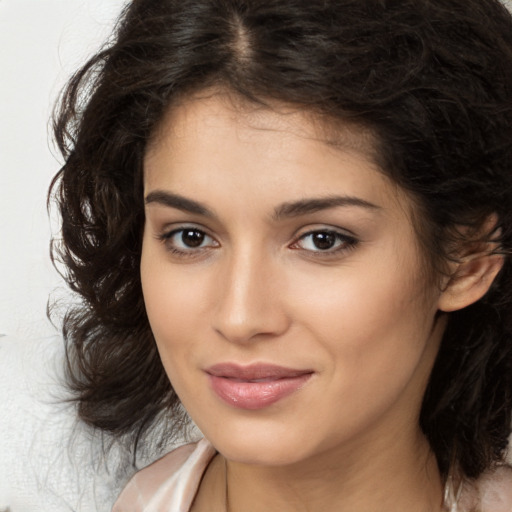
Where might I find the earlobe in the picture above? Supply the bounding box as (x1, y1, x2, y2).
(438, 253, 504, 312)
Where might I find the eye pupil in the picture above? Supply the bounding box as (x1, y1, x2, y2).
(182, 229, 204, 247)
(312, 232, 336, 250)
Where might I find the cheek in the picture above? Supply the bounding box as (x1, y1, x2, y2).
(140, 243, 202, 358)
(290, 255, 433, 345)
(286, 250, 438, 392)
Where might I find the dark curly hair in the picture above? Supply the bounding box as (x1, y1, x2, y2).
(50, 0, 512, 479)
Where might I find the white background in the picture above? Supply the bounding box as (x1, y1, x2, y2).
(1, 0, 511, 340)
(0, 0, 128, 339)
(0, 5, 133, 509)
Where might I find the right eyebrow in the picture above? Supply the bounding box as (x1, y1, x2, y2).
(144, 190, 215, 218)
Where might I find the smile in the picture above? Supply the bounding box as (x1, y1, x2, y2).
(206, 363, 314, 410)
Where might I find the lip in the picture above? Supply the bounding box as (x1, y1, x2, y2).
(205, 363, 313, 410)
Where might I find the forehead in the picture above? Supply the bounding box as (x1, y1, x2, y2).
(147, 90, 377, 163)
(143, 91, 410, 217)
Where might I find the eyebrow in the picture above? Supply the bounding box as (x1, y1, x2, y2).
(144, 190, 381, 220)
(272, 196, 381, 220)
(145, 190, 214, 217)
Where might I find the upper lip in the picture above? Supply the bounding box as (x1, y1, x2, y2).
(205, 363, 313, 380)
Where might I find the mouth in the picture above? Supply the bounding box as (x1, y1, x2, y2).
(205, 363, 314, 410)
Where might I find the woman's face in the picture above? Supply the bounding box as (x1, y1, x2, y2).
(141, 92, 446, 467)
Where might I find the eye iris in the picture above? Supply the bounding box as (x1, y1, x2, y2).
(181, 229, 204, 247)
(312, 232, 336, 250)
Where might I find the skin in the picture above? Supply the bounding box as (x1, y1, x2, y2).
(140, 91, 500, 511)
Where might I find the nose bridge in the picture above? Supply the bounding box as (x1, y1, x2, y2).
(213, 241, 286, 343)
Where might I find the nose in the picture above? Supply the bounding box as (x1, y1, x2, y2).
(212, 249, 290, 344)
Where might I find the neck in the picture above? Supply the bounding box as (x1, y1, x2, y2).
(224, 429, 443, 512)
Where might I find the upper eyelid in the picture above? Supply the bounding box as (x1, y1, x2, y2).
(293, 229, 357, 245)
(159, 223, 215, 238)
(292, 224, 358, 240)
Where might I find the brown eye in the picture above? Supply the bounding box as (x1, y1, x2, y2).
(181, 229, 205, 247)
(160, 227, 219, 254)
(311, 232, 337, 250)
(293, 229, 358, 253)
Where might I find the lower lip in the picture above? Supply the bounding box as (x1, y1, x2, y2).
(208, 373, 312, 410)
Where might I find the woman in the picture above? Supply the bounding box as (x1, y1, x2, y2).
(50, 0, 512, 510)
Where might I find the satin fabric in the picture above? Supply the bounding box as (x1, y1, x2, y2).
(113, 439, 512, 512)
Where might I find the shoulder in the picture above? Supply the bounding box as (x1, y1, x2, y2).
(113, 438, 216, 512)
(458, 465, 512, 512)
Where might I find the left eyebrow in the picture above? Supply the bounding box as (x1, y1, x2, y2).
(272, 196, 381, 220)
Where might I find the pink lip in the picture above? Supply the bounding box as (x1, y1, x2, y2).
(206, 363, 313, 410)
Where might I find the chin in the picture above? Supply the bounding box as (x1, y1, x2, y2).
(218, 440, 309, 467)
(199, 418, 321, 467)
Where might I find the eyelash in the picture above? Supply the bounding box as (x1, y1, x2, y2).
(290, 229, 358, 257)
(157, 227, 218, 259)
(156, 226, 358, 259)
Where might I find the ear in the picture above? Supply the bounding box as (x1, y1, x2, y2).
(438, 250, 504, 313)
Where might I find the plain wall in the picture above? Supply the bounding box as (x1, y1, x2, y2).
(0, 0, 127, 339)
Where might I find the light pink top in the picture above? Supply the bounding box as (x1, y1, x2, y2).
(113, 439, 512, 512)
